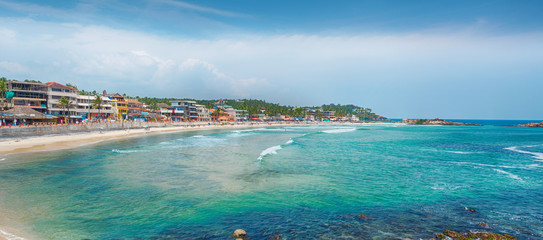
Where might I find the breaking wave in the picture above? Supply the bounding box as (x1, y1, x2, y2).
(321, 128, 357, 134)
(112, 149, 147, 153)
(505, 146, 543, 160)
(257, 145, 282, 161)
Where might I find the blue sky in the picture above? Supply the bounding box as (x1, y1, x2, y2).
(1, 0, 542, 119)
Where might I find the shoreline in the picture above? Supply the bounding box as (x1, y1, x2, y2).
(0, 122, 294, 157)
(0, 122, 388, 158)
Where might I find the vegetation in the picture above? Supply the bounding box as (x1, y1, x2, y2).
(57, 96, 73, 123)
(23, 79, 42, 83)
(91, 94, 103, 120)
(0, 77, 7, 99)
(136, 97, 174, 108)
(65, 83, 77, 89)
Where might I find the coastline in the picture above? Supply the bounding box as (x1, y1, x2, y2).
(0, 121, 388, 157)
(0, 122, 291, 157)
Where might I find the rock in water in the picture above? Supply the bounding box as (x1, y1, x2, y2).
(432, 229, 516, 240)
(233, 229, 247, 239)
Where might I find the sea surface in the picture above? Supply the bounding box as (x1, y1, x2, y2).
(0, 124, 542, 239)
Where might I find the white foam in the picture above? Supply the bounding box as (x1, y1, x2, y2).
(505, 146, 543, 160)
(286, 139, 293, 144)
(0, 229, 25, 240)
(445, 151, 475, 154)
(0, 158, 5, 161)
(192, 135, 204, 138)
(493, 168, 523, 181)
(111, 149, 146, 153)
(321, 127, 357, 134)
(257, 145, 282, 161)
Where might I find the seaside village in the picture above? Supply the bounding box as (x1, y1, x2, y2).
(0, 80, 362, 127)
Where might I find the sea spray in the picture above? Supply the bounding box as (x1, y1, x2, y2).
(257, 145, 282, 161)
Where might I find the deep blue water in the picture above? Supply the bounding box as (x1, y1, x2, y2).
(0, 125, 542, 239)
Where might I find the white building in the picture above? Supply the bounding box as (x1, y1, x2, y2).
(45, 82, 78, 118)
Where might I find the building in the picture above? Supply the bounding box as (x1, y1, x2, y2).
(76, 95, 115, 120)
(105, 93, 128, 120)
(126, 99, 143, 120)
(7, 81, 48, 113)
(195, 104, 210, 122)
(322, 111, 335, 118)
(235, 110, 249, 122)
(45, 82, 78, 121)
(170, 100, 198, 121)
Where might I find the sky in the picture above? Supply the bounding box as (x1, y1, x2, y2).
(1, 0, 542, 119)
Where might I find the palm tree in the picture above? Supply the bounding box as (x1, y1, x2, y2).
(0, 77, 7, 99)
(212, 107, 224, 122)
(57, 96, 73, 124)
(0, 77, 7, 110)
(91, 94, 103, 120)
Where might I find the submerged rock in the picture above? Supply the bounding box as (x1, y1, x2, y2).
(356, 214, 369, 220)
(478, 222, 491, 228)
(465, 207, 477, 212)
(431, 229, 516, 240)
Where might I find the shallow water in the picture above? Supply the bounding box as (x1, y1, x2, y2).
(0, 125, 542, 239)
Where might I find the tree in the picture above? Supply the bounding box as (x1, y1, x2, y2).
(91, 94, 103, 120)
(57, 96, 73, 124)
(0, 77, 7, 99)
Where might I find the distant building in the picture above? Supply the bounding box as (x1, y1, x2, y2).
(170, 100, 196, 121)
(195, 104, 210, 122)
(235, 110, 249, 122)
(45, 82, 78, 119)
(76, 95, 115, 120)
(322, 111, 335, 118)
(7, 81, 48, 113)
(104, 93, 128, 120)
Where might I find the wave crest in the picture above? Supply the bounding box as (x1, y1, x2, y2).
(257, 145, 282, 161)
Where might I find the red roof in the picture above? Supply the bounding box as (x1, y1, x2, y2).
(45, 82, 77, 91)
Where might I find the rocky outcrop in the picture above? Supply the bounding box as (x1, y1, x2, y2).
(402, 118, 482, 126)
(431, 229, 516, 240)
(513, 122, 543, 127)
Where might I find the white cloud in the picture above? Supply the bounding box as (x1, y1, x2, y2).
(1, 17, 542, 118)
(0, 61, 26, 74)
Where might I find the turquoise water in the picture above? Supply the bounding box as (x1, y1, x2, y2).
(0, 125, 542, 239)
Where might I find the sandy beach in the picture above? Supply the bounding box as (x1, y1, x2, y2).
(0, 122, 308, 157)
(0, 122, 392, 157)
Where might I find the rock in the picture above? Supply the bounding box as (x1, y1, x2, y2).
(233, 229, 247, 239)
(512, 121, 543, 128)
(444, 229, 464, 239)
(356, 214, 368, 220)
(478, 222, 491, 228)
(435, 233, 446, 239)
(402, 118, 482, 126)
(434, 230, 516, 240)
(465, 207, 477, 212)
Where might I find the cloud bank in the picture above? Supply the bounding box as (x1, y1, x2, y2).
(1, 17, 542, 119)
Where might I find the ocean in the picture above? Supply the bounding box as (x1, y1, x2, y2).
(0, 124, 542, 239)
